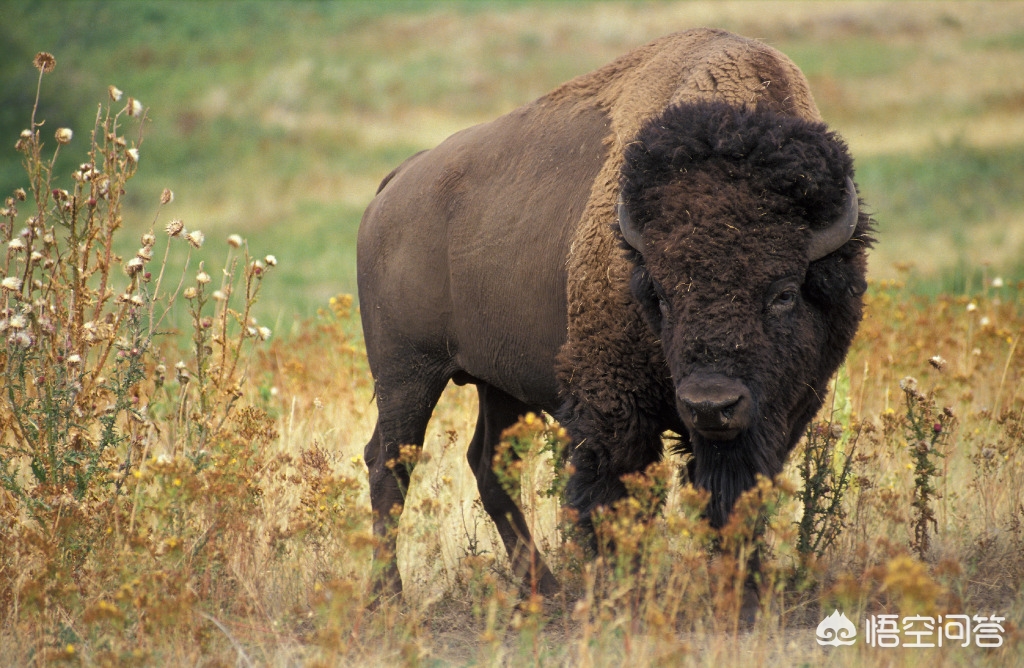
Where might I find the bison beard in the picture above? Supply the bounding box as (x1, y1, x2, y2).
(686, 401, 778, 529)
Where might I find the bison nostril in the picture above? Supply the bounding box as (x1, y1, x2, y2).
(683, 396, 741, 427)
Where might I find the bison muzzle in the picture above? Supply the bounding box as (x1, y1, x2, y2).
(357, 28, 873, 600)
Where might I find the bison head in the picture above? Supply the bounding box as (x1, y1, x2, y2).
(618, 101, 871, 528)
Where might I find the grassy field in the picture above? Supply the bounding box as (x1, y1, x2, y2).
(2, 1, 1024, 665)
(5, 1, 1024, 316)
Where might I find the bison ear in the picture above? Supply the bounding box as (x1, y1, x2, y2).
(618, 197, 646, 256)
(808, 177, 859, 262)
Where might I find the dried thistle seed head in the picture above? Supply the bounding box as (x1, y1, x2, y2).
(141, 233, 156, 246)
(33, 52, 56, 73)
(257, 326, 272, 341)
(108, 85, 123, 102)
(186, 230, 204, 248)
(127, 97, 144, 117)
(67, 354, 82, 366)
(8, 330, 31, 348)
(14, 188, 26, 201)
(136, 246, 153, 262)
(8, 239, 25, 252)
(264, 254, 277, 267)
(15, 130, 32, 151)
(126, 147, 139, 163)
(227, 234, 243, 248)
(130, 294, 144, 306)
(183, 287, 197, 300)
(898, 376, 918, 393)
(928, 355, 947, 371)
(196, 270, 211, 285)
(55, 128, 73, 145)
(2, 276, 23, 291)
(126, 257, 145, 276)
(165, 219, 185, 237)
(160, 188, 174, 205)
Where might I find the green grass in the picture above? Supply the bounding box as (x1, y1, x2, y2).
(4, 0, 1024, 317)
(783, 38, 916, 80)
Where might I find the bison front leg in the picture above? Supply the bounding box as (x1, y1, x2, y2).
(560, 397, 667, 554)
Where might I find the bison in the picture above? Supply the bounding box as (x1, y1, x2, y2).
(358, 28, 872, 598)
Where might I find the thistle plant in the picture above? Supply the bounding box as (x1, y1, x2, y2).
(0, 53, 159, 522)
(0, 52, 282, 659)
(796, 419, 858, 567)
(896, 376, 956, 560)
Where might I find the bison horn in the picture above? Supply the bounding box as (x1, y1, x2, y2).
(617, 197, 646, 255)
(808, 177, 859, 262)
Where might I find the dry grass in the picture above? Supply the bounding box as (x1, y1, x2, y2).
(3, 3, 1024, 666)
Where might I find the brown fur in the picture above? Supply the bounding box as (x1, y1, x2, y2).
(556, 29, 820, 456)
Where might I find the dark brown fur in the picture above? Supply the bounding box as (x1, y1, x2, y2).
(357, 28, 872, 599)
(563, 101, 871, 534)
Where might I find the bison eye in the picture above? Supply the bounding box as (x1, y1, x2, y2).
(766, 278, 801, 316)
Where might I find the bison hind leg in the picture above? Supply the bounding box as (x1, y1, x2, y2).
(365, 372, 449, 603)
(468, 383, 559, 597)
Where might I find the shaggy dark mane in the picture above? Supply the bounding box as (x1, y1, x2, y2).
(619, 100, 874, 309)
(621, 101, 857, 237)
